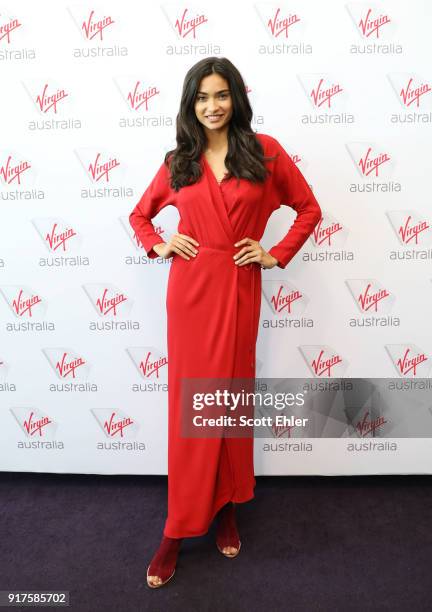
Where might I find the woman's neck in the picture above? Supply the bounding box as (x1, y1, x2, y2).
(204, 126, 229, 153)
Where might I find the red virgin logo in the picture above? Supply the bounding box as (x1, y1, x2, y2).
(358, 8, 390, 38)
(83, 283, 132, 318)
(1, 285, 46, 319)
(12, 289, 42, 317)
(312, 217, 341, 247)
(0, 16, 21, 43)
(358, 283, 389, 312)
(36, 84, 68, 114)
(356, 411, 387, 437)
(95, 288, 127, 316)
(45, 223, 77, 251)
(23, 411, 52, 437)
(398, 215, 429, 245)
(386, 344, 430, 377)
(399, 78, 432, 108)
(263, 281, 308, 317)
(88, 153, 120, 182)
(310, 79, 343, 108)
(0, 155, 31, 186)
(56, 352, 86, 379)
(82, 10, 114, 41)
(126, 347, 168, 380)
(104, 412, 133, 437)
(311, 350, 343, 377)
(127, 81, 159, 111)
(267, 8, 300, 37)
(358, 147, 390, 177)
(396, 349, 427, 376)
(175, 8, 208, 38)
(386, 211, 431, 246)
(346, 279, 394, 315)
(271, 285, 302, 314)
(43, 348, 90, 380)
(140, 352, 168, 378)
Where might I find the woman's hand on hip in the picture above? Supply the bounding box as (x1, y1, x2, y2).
(233, 237, 279, 269)
(152, 233, 199, 260)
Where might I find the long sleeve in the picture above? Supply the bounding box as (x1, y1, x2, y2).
(129, 159, 176, 259)
(267, 138, 322, 269)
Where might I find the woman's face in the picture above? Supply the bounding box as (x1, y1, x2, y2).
(194, 73, 233, 134)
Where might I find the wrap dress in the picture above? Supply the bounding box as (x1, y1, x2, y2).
(129, 132, 321, 538)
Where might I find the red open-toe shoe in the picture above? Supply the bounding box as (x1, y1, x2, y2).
(146, 535, 183, 588)
(216, 502, 241, 558)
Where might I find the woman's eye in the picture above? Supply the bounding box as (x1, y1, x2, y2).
(197, 93, 229, 101)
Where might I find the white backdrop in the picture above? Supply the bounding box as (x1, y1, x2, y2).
(1, 0, 432, 475)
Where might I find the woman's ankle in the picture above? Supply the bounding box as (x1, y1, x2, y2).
(148, 535, 183, 573)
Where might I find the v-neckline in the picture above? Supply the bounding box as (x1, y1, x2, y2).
(201, 153, 236, 245)
(202, 153, 229, 186)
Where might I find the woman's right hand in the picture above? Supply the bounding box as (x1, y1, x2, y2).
(152, 233, 199, 260)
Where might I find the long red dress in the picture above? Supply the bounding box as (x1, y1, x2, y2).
(129, 132, 321, 538)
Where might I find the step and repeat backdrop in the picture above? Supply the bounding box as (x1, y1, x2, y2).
(1, 0, 431, 475)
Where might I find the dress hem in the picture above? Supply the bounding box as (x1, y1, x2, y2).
(163, 485, 256, 539)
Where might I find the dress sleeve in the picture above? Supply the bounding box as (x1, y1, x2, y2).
(267, 138, 322, 269)
(129, 159, 175, 259)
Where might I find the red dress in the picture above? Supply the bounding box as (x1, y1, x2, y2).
(129, 132, 321, 538)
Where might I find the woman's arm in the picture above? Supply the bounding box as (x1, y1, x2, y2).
(129, 160, 175, 259)
(267, 138, 322, 269)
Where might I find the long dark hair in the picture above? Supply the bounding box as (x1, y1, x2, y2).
(164, 56, 277, 192)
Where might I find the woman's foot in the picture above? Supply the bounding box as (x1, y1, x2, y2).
(216, 502, 241, 558)
(146, 535, 183, 588)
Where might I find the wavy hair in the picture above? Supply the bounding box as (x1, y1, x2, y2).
(164, 56, 278, 192)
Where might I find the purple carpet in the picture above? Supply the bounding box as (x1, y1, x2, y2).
(1, 472, 430, 611)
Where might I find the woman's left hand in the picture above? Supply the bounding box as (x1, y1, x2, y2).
(233, 237, 279, 269)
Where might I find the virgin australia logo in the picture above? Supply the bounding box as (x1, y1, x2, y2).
(299, 345, 348, 377)
(42, 348, 90, 380)
(126, 347, 168, 380)
(83, 283, 132, 317)
(92, 408, 138, 438)
(346, 142, 400, 193)
(263, 280, 308, 316)
(385, 344, 430, 377)
(346, 3, 402, 54)
(386, 211, 432, 246)
(345, 279, 394, 314)
(0, 285, 46, 318)
(32, 218, 80, 252)
(0, 153, 32, 186)
(75, 148, 122, 183)
(298, 73, 354, 124)
(11, 407, 57, 438)
(387, 73, 432, 124)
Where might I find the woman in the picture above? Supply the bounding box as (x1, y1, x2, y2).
(129, 56, 321, 588)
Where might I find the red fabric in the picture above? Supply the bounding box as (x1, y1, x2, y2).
(129, 132, 321, 538)
(216, 502, 240, 551)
